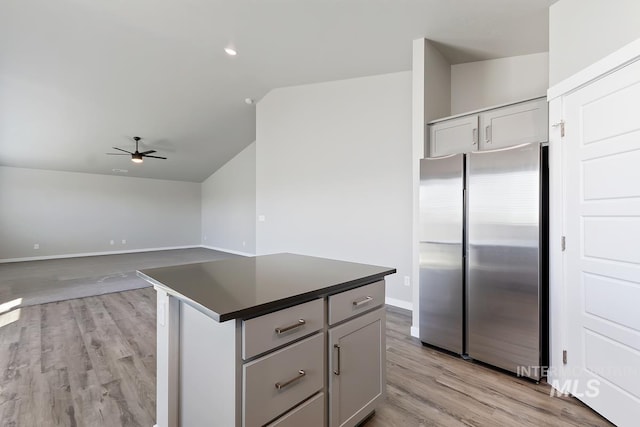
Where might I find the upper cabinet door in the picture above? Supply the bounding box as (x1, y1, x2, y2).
(427, 115, 478, 157)
(479, 98, 548, 150)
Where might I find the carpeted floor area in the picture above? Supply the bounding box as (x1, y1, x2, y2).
(0, 247, 240, 308)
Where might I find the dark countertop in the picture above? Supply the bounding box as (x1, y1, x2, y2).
(137, 253, 396, 322)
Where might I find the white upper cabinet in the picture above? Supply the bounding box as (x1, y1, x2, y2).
(427, 97, 548, 157)
(428, 115, 478, 157)
(479, 98, 548, 150)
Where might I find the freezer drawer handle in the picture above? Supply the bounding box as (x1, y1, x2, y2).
(275, 370, 306, 390)
(352, 296, 373, 307)
(275, 319, 306, 334)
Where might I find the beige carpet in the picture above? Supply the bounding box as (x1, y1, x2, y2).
(0, 247, 240, 308)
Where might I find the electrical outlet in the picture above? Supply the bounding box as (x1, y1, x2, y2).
(258, 215, 266, 222)
(121, 239, 126, 244)
(404, 276, 411, 287)
(33, 243, 39, 250)
(242, 241, 246, 247)
(110, 240, 115, 245)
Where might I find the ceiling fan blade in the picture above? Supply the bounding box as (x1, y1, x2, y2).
(140, 150, 156, 155)
(142, 155, 167, 159)
(112, 147, 133, 154)
(106, 153, 131, 155)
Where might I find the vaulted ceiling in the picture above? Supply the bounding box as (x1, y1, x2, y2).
(0, 0, 556, 182)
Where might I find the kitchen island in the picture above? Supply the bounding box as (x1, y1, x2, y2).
(138, 253, 396, 427)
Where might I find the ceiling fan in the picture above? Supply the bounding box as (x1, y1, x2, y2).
(107, 136, 167, 163)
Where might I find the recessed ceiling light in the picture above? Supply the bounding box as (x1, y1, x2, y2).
(224, 47, 237, 56)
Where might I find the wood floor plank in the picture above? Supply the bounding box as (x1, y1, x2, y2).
(0, 287, 614, 427)
(364, 307, 613, 427)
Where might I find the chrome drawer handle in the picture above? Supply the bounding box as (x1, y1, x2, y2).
(275, 370, 306, 390)
(333, 344, 341, 375)
(352, 296, 373, 307)
(275, 319, 306, 334)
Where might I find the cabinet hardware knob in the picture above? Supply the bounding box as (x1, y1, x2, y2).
(352, 296, 373, 307)
(485, 125, 491, 143)
(275, 370, 306, 390)
(275, 319, 305, 334)
(472, 128, 478, 145)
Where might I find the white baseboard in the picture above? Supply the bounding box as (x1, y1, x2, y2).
(385, 297, 412, 311)
(200, 245, 255, 257)
(410, 326, 420, 338)
(0, 245, 201, 264)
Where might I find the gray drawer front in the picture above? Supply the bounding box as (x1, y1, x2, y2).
(328, 281, 385, 325)
(243, 333, 324, 427)
(242, 298, 324, 360)
(266, 392, 324, 427)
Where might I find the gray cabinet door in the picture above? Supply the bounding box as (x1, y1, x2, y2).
(428, 115, 478, 157)
(479, 98, 548, 150)
(328, 308, 385, 427)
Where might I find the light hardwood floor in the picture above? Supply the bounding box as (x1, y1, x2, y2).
(0, 290, 611, 426)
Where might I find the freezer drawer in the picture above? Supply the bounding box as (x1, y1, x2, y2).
(419, 242, 463, 353)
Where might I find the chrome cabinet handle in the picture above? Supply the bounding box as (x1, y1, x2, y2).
(275, 370, 306, 390)
(472, 128, 477, 145)
(485, 125, 491, 143)
(333, 344, 341, 375)
(275, 319, 305, 334)
(352, 296, 373, 307)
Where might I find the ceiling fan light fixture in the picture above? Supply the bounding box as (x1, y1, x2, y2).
(107, 136, 166, 162)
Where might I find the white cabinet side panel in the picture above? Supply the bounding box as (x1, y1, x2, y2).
(155, 289, 179, 427)
(180, 302, 240, 427)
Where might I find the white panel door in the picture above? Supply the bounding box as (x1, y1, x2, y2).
(563, 57, 640, 427)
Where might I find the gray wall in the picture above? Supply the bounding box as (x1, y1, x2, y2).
(549, 0, 640, 85)
(201, 142, 256, 255)
(0, 166, 201, 260)
(256, 71, 413, 305)
(451, 52, 548, 114)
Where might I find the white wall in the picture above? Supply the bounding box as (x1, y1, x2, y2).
(451, 52, 549, 114)
(549, 0, 640, 85)
(201, 142, 256, 255)
(0, 166, 201, 260)
(256, 72, 413, 306)
(424, 41, 452, 130)
(410, 39, 453, 331)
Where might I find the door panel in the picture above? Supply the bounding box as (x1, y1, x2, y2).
(428, 115, 478, 157)
(479, 98, 548, 150)
(563, 57, 640, 427)
(328, 308, 385, 427)
(467, 144, 541, 378)
(419, 155, 464, 353)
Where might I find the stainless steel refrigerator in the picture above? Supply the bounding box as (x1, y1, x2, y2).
(419, 143, 548, 380)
